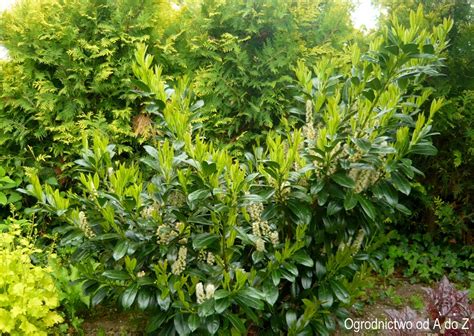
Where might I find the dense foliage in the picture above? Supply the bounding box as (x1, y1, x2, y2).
(376, 0, 474, 243)
(0, 0, 177, 164)
(0, 221, 63, 335)
(0, 0, 471, 334)
(178, 0, 355, 141)
(21, 9, 454, 333)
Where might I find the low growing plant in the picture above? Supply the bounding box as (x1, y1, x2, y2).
(0, 220, 63, 335)
(385, 276, 472, 335)
(379, 231, 473, 283)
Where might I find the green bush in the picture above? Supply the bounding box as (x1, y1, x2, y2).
(23, 8, 452, 334)
(0, 0, 177, 165)
(376, 0, 474, 242)
(178, 0, 355, 142)
(0, 221, 63, 335)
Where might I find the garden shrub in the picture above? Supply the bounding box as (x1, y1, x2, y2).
(178, 0, 355, 142)
(376, 0, 474, 243)
(0, 221, 63, 335)
(23, 8, 453, 334)
(0, 0, 178, 167)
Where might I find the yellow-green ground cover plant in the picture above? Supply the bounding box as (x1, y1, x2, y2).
(0, 221, 63, 335)
(22, 7, 455, 335)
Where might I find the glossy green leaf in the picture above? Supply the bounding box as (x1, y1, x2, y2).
(344, 192, 357, 210)
(391, 172, 411, 195)
(330, 280, 350, 304)
(113, 240, 129, 261)
(318, 285, 333, 308)
(102, 270, 130, 281)
(121, 284, 138, 308)
(225, 313, 246, 334)
(192, 232, 219, 250)
(174, 313, 191, 336)
(292, 250, 314, 267)
(331, 173, 355, 189)
(356, 195, 376, 221)
(188, 315, 200, 332)
(215, 297, 231, 314)
(207, 316, 220, 335)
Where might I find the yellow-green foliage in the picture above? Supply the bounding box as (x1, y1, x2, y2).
(0, 224, 63, 335)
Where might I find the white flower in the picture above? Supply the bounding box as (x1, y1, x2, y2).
(252, 221, 261, 236)
(270, 231, 279, 246)
(256, 238, 265, 252)
(205, 284, 216, 299)
(196, 282, 205, 304)
(206, 252, 215, 265)
(78, 211, 95, 239)
(351, 230, 365, 255)
(171, 246, 187, 275)
(137, 271, 145, 278)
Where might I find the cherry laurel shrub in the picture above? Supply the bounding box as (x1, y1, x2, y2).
(24, 8, 452, 335)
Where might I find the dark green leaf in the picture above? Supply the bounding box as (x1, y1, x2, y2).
(187, 189, 211, 204)
(331, 173, 355, 189)
(137, 289, 152, 310)
(410, 142, 437, 156)
(192, 232, 219, 250)
(422, 44, 435, 54)
(318, 285, 333, 308)
(271, 269, 281, 286)
(102, 270, 130, 281)
(367, 78, 381, 90)
(113, 240, 129, 261)
(391, 172, 411, 195)
(292, 250, 314, 267)
(263, 284, 279, 305)
(356, 195, 377, 221)
(188, 315, 200, 332)
(92, 286, 109, 306)
(225, 313, 246, 334)
(121, 284, 138, 308)
(344, 192, 357, 210)
(146, 312, 167, 333)
(215, 297, 231, 314)
(330, 280, 350, 304)
(362, 89, 375, 101)
(327, 201, 342, 216)
(206, 316, 220, 335)
(401, 43, 418, 54)
(315, 261, 326, 279)
(174, 313, 191, 336)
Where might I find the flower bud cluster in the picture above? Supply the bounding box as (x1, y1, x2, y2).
(303, 100, 316, 141)
(156, 224, 178, 245)
(168, 191, 186, 207)
(338, 230, 365, 256)
(248, 203, 279, 251)
(197, 250, 216, 265)
(349, 168, 381, 193)
(78, 211, 95, 239)
(195, 282, 216, 304)
(171, 246, 187, 275)
(141, 202, 160, 218)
